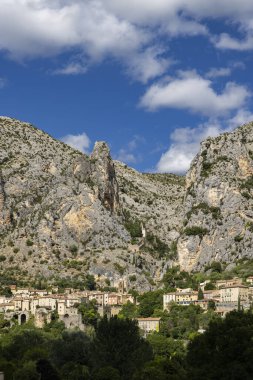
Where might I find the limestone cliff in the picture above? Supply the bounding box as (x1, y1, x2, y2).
(2, 116, 253, 284)
(178, 121, 253, 271)
(0, 117, 184, 290)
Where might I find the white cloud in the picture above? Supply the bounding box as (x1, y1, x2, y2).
(214, 33, 253, 50)
(61, 132, 90, 153)
(228, 108, 253, 128)
(140, 71, 250, 116)
(157, 121, 225, 174)
(1, 1, 253, 79)
(206, 67, 231, 78)
(125, 47, 171, 83)
(54, 61, 88, 75)
(156, 109, 253, 174)
(0, 0, 165, 82)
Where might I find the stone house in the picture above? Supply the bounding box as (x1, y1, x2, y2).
(220, 285, 249, 303)
(137, 317, 161, 335)
(163, 291, 198, 309)
(216, 278, 242, 289)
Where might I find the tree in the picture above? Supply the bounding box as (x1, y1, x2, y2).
(207, 300, 216, 310)
(78, 300, 99, 326)
(51, 331, 91, 369)
(147, 333, 185, 359)
(92, 316, 153, 380)
(118, 301, 138, 319)
(204, 282, 216, 290)
(93, 366, 121, 380)
(84, 274, 96, 290)
(13, 361, 40, 380)
(197, 288, 204, 300)
(36, 359, 60, 380)
(186, 311, 253, 379)
(60, 363, 90, 380)
(138, 290, 163, 317)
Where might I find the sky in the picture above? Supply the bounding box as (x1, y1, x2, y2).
(1, 1, 253, 174)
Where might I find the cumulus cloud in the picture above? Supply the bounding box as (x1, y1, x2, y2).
(140, 71, 250, 116)
(1, 0, 252, 82)
(156, 121, 225, 174)
(156, 109, 253, 174)
(61, 132, 91, 153)
(0, 0, 166, 82)
(1, 1, 253, 80)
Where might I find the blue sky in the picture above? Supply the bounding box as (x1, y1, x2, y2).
(1, 1, 253, 173)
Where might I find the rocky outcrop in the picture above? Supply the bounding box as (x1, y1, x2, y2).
(0, 117, 184, 290)
(2, 116, 253, 283)
(178, 121, 253, 271)
(90, 142, 119, 213)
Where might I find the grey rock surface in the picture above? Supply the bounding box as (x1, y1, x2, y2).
(2, 116, 253, 285)
(0, 117, 184, 290)
(178, 121, 253, 271)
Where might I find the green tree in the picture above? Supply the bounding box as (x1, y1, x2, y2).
(118, 301, 138, 319)
(138, 290, 163, 317)
(197, 287, 204, 300)
(92, 316, 153, 380)
(36, 359, 60, 380)
(93, 366, 121, 380)
(147, 333, 186, 358)
(51, 331, 91, 369)
(13, 361, 40, 380)
(84, 274, 96, 290)
(78, 300, 99, 326)
(207, 300, 216, 310)
(60, 362, 90, 380)
(204, 282, 216, 290)
(187, 311, 253, 379)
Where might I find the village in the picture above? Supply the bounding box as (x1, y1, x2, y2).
(0, 275, 253, 336)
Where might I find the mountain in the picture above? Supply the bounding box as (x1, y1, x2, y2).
(1, 116, 253, 289)
(178, 121, 253, 271)
(0, 117, 184, 290)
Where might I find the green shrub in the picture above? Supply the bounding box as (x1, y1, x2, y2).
(69, 245, 78, 255)
(240, 176, 253, 191)
(184, 226, 208, 238)
(234, 235, 243, 242)
(26, 239, 34, 247)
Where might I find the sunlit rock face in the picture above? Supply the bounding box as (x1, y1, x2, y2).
(178, 121, 253, 271)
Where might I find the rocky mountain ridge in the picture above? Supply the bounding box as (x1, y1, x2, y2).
(0, 117, 184, 290)
(178, 121, 253, 271)
(1, 116, 253, 290)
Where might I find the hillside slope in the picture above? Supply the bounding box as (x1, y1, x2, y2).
(178, 121, 253, 271)
(0, 117, 184, 290)
(2, 116, 253, 284)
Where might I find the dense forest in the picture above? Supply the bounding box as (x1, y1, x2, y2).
(0, 309, 253, 379)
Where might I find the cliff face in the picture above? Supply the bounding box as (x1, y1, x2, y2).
(90, 141, 119, 213)
(178, 122, 253, 271)
(2, 116, 253, 285)
(0, 117, 184, 290)
(0, 117, 130, 283)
